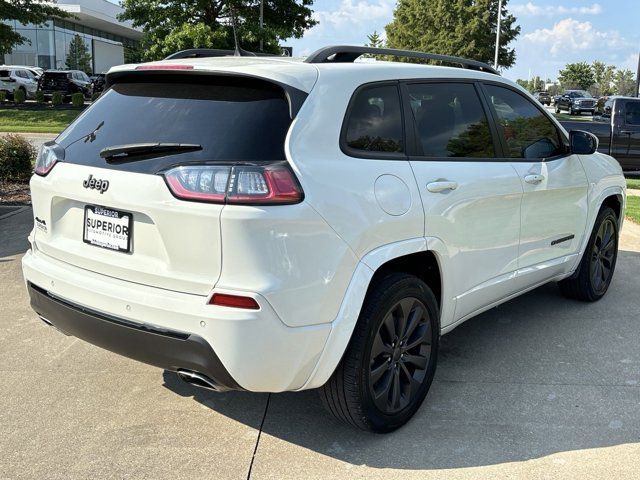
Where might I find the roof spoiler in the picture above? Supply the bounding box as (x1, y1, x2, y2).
(304, 45, 499, 75)
(164, 48, 277, 60)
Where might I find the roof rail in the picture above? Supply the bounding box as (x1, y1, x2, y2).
(164, 48, 279, 60)
(304, 45, 499, 75)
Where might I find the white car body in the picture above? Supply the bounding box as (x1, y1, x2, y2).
(22, 53, 626, 396)
(0, 66, 39, 98)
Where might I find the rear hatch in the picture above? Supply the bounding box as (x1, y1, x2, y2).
(40, 72, 71, 92)
(31, 72, 302, 295)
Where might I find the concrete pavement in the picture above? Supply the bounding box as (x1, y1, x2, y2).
(1, 209, 639, 479)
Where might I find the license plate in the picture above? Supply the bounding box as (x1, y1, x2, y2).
(83, 205, 132, 253)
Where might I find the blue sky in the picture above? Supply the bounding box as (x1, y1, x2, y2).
(283, 0, 640, 81)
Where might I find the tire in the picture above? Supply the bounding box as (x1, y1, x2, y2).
(559, 207, 619, 302)
(570, 106, 576, 115)
(320, 273, 439, 433)
(555, 105, 561, 114)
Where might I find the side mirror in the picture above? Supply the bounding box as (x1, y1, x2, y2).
(570, 130, 598, 155)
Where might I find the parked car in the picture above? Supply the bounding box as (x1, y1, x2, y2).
(561, 96, 640, 172)
(0, 66, 39, 99)
(555, 90, 596, 115)
(38, 70, 92, 100)
(90, 73, 106, 95)
(23, 46, 626, 433)
(533, 91, 551, 105)
(2, 65, 43, 80)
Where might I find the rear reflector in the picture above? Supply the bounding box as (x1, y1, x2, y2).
(163, 163, 303, 205)
(210, 293, 260, 310)
(135, 64, 194, 70)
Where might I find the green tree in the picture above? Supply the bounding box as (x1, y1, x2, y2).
(558, 62, 595, 91)
(65, 34, 92, 72)
(516, 76, 543, 93)
(591, 61, 616, 96)
(365, 30, 385, 49)
(1, 0, 68, 55)
(613, 69, 636, 96)
(119, 0, 316, 60)
(385, 0, 520, 68)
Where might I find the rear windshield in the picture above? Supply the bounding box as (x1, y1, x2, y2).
(45, 72, 71, 79)
(56, 77, 295, 173)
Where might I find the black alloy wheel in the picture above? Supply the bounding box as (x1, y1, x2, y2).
(368, 297, 432, 414)
(589, 216, 616, 295)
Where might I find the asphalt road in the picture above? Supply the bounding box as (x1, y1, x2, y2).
(1, 208, 639, 480)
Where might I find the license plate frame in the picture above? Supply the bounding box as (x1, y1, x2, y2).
(83, 205, 133, 253)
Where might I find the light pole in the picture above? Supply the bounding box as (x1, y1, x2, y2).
(259, 0, 264, 52)
(635, 50, 639, 97)
(494, 0, 502, 70)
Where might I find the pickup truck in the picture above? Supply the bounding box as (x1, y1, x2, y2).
(556, 90, 597, 115)
(561, 96, 640, 171)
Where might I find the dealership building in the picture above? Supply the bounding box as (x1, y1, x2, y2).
(2, 0, 142, 73)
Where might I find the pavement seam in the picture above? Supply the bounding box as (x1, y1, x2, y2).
(0, 206, 29, 221)
(246, 393, 271, 480)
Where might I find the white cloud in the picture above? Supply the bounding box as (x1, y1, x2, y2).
(524, 18, 628, 55)
(306, 0, 395, 38)
(512, 2, 602, 16)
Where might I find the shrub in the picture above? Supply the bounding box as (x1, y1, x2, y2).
(51, 91, 63, 106)
(0, 134, 36, 182)
(0, 91, 6, 103)
(91, 92, 101, 102)
(71, 92, 84, 108)
(35, 90, 45, 105)
(13, 88, 26, 104)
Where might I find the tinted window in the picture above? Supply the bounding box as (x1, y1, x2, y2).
(56, 78, 296, 174)
(485, 85, 564, 159)
(345, 84, 403, 153)
(408, 83, 495, 158)
(625, 102, 640, 125)
(0, 70, 10, 77)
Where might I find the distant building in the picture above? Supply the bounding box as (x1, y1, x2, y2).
(2, 0, 142, 73)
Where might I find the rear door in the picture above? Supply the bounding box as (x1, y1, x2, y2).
(404, 81, 523, 322)
(612, 100, 640, 171)
(32, 76, 299, 295)
(481, 83, 588, 280)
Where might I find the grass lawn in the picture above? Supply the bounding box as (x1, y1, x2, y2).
(627, 196, 640, 224)
(626, 178, 640, 190)
(0, 109, 81, 133)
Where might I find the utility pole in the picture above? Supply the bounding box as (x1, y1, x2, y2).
(635, 50, 639, 97)
(259, 0, 264, 52)
(494, 0, 503, 70)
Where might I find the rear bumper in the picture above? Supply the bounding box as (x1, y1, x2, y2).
(22, 248, 331, 392)
(28, 281, 240, 391)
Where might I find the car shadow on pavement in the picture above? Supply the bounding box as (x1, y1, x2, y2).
(0, 207, 32, 258)
(163, 249, 640, 471)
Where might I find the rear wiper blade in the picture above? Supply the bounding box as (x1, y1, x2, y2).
(99, 143, 202, 160)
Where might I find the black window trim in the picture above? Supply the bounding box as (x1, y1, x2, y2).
(400, 78, 503, 162)
(477, 80, 571, 163)
(339, 80, 408, 160)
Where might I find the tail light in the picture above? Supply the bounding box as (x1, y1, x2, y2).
(35, 143, 64, 176)
(163, 163, 303, 205)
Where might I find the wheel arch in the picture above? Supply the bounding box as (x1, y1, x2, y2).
(299, 238, 450, 390)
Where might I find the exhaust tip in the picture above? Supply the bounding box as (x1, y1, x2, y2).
(39, 315, 54, 326)
(177, 369, 221, 392)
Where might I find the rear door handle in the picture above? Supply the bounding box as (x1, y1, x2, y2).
(426, 181, 458, 193)
(524, 174, 544, 185)
(620, 130, 634, 135)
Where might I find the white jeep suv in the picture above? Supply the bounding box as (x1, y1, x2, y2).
(22, 46, 626, 432)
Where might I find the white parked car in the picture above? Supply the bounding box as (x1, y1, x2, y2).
(22, 46, 626, 432)
(0, 66, 39, 98)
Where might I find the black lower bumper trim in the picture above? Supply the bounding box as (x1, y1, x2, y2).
(27, 282, 241, 391)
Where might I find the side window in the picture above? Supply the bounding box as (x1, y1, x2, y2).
(344, 84, 403, 154)
(485, 84, 564, 159)
(407, 82, 495, 158)
(624, 102, 640, 125)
